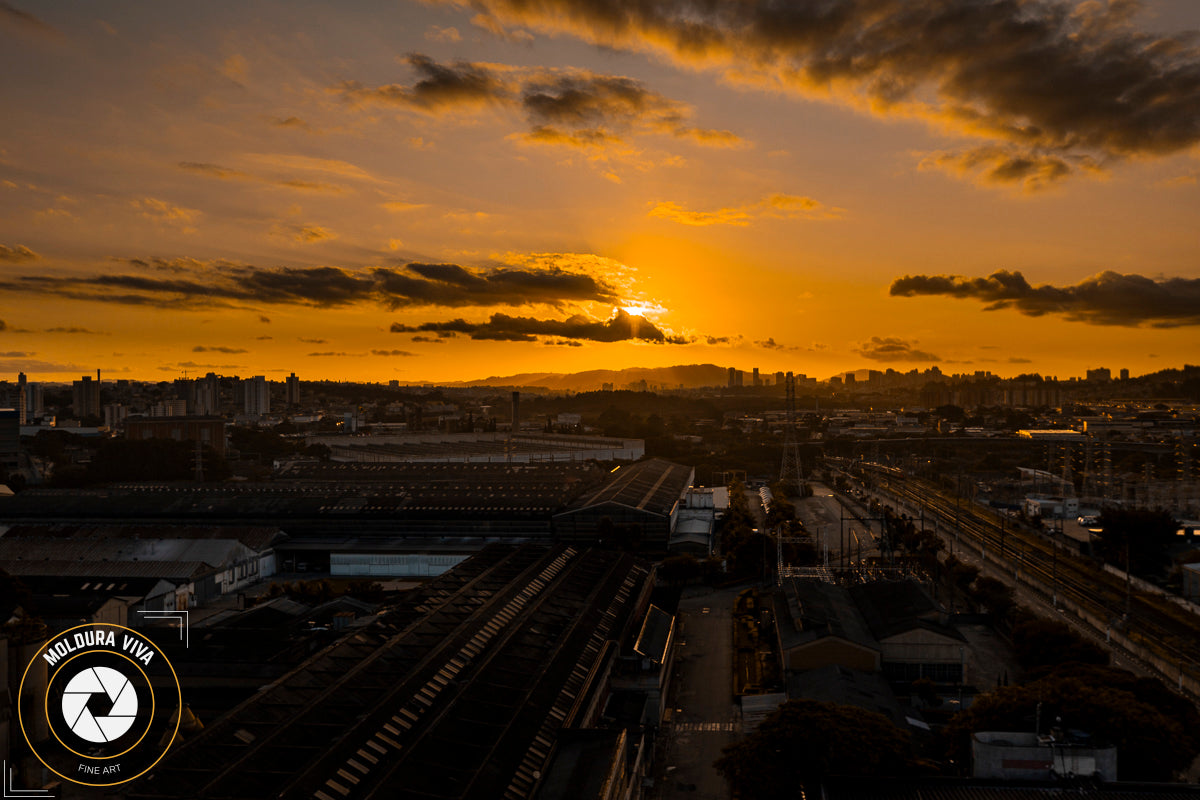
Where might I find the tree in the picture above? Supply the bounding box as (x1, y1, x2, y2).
(1011, 617, 1108, 674)
(934, 405, 966, 423)
(971, 576, 1015, 622)
(304, 443, 332, 461)
(657, 555, 702, 586)
(941, 666, 1199, 781)
(716, 699, 914, 798)
(85, 438, 230, 483)
(1095, 508, 1176, 578)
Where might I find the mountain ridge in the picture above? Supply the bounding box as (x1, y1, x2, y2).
(433, 363, 733, 391)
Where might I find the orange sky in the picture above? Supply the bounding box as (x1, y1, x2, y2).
(1, 0, 1199, 384)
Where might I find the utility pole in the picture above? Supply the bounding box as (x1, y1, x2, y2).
(780, 373, 803, 490)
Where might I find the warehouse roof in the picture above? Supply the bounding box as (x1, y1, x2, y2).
(125, 543, 652, 800)
(558, 458, 693, 518)
(2, 523, 285, 551)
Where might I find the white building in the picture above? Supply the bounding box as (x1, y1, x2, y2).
(245, 375, 270, 417)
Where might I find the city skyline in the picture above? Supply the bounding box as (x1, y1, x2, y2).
(2, 1, 1200, 383)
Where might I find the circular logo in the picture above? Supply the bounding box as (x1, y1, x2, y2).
(18, 623, 182, 788)
(61, 666, 140, 743)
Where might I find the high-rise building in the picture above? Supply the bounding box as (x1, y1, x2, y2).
(752, 368, 761, 387)
(17, 372, 27, 425)
(151, 399, 188, 417)
(25, 380, 43, 420)
(245, 376, 270, 417)
(285, 372, 301, 406)
(1119, 368, 1130, 381)
(72, 375, 101, 419)
(774, 371, 785, 388)
(1086, 367, 1112, 382)
(175, 377, 198, 414)
(196, 372, 220, 415)
(103, 403, 130, 429)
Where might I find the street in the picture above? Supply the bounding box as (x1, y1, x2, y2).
(653, 584, 746, 799)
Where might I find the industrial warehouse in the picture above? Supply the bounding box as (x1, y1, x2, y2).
(0, 459, 706, 585)
(122, 543, 674, 800)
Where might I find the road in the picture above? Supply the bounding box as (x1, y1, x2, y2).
(653, 584, 745, 800)
(792, 482, 875, 565)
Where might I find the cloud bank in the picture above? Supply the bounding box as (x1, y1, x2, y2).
(441, 0, 1200, 188)
(337, 54, 744, 149)
(0, 255, 622, 311)
(890, 270, 1200, 328)
(856, 336, 940, 362)
(391, 308, 692, 344)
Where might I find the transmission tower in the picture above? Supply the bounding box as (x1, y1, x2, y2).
(780, 372, 803, 490)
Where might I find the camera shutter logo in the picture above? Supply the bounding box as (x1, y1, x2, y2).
(17, 623, 182, 788)
(60, 666, 139, 744)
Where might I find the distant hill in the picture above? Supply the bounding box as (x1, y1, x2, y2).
(442, 364, 733, 392)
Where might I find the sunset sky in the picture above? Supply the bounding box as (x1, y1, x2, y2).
(2, 0, 1198, 384)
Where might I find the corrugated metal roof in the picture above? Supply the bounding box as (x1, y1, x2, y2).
(561, 458, 692, 517)
(0, 536, 251, 567)
(3, 523, 284, 550)
(3, 559, 211, 580)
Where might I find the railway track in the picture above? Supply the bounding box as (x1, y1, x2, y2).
(855, 463, 1200, 699)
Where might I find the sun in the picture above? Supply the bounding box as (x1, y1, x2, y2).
(620, 302, 664, 318)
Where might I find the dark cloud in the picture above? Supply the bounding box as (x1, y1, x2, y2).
(259, 315, 271, 323)
(0, 350, 32, 357)
(371, 349, 417, 357)
(0, 257, 620, 310)
(755, 337, 796, 351)
(918, 146, 1095, 193)
(45, 326, 107, 334)
(336, 55, 743, 148)
(0, 244, 39, 262)
(890, 270, 1200, 328)
(193, 345, 248, 354)
(1009, 357, 1033, 364)
(178, 161, 248, 180)
(456, 0, 1200, 183)
(177, 161, 343, 194)
(339, 54, 511, 111)
(520, 72, 716, 144)
(308, 351, 355, 357)
(856, 336, 940, 362)
(298, 338, 327, 344)
(391, 309, 693, 344)
(0, 2, 60, 38)
(0, 357, 80, 372)
(545, 339, 584, 347)
(256, 335, 273, 340)
(411, 335, 447, 343)
(705, 336, 732, 345)
(177, 361, 242, 370)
